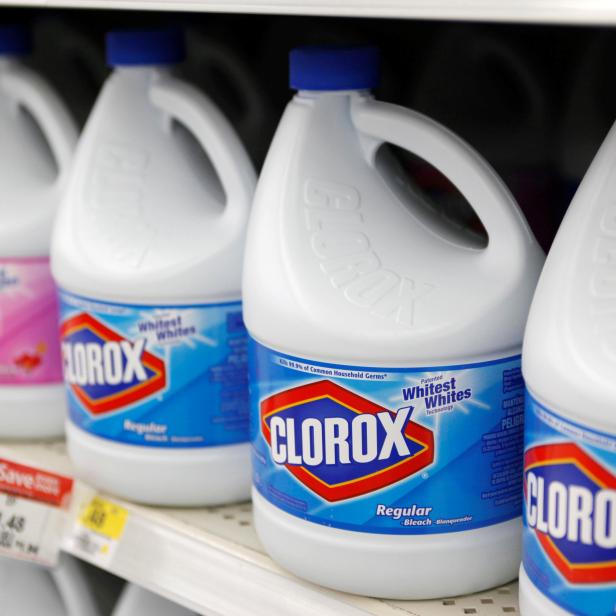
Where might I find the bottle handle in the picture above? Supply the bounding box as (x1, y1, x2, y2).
(3, 65, 77, 184)
(473, 37, 546, 131)
(186, 34, 267, 133)
(351, 98, 535, 268)
(149, 75, 256, 230)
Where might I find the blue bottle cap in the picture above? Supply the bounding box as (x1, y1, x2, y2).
(106, 28, 185, 67)
(0, 25, 31, 56)
(289, 45, 379, 91)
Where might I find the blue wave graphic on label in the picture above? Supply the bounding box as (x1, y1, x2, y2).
(59, 290, 249, 448)
(523, 393, 616, 615)
(250, 340, 524, 534)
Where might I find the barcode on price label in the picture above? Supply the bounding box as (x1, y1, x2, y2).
(65, 497, 128, 566)
(0, 459, 74, 566)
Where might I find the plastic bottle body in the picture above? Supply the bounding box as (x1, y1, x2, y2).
(519, 565, 571, 616)
(0, 56, 77, 439)
(519, 121, 616, 616)
(244, 88, 543, 598)
(52, 62, 255, 506)
(66, 426, 251, 507)
(518, 389, 616, 616)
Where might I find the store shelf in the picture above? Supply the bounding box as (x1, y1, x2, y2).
(1, 0, 616, 25)
(0, 439, 520, 616)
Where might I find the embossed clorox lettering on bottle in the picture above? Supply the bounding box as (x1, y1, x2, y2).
(245, 44, 547, 598)
(84, 143, 154, 269)
(519, 105, 616, 614)
(50, 27, 256, 505)
(303, 178, 435, 326)
(589, 169, 616, 359)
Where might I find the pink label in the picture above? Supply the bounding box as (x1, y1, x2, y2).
(0, 258, 62, 385)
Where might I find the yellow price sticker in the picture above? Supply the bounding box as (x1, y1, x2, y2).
(79, 497, 128, 541)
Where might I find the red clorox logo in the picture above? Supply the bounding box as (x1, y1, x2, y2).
(60, 313, 166, 415)
(261, 380, 435, 502)
(524, 443, 616, 584)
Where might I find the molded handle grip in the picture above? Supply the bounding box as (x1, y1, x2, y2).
(473, 37, 546, 131)
(2, 64, 77, 183)
(186, 33, 267, 134)
(351, 97, 534, 268)
(149, 75, 256, 231)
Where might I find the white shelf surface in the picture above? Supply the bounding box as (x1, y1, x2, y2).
(1, 0, 616, 24)
(0, 439, 521, 616)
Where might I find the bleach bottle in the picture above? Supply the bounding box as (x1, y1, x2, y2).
(0, 25, 77, 438)
(52, 29, 256, 506)
(520, 117, 616, 613)
(244, 46, 544, 599)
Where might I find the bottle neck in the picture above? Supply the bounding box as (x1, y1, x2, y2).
(112, 64, 173, 78)
(295, 88, 372, 100)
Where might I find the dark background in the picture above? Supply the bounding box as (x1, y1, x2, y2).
(3, 8, 613, 251)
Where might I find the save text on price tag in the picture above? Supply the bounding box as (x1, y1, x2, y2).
(0, 458, 74, 566)
(65, 496, 129, 566)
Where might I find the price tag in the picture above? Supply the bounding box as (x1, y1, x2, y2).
(0, 458, 74, 566)
(64, 496, 128, 566)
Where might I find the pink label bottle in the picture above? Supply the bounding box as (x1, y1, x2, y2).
(0, 25, 77, 438)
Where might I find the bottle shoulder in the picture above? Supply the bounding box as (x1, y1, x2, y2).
(53, 71, 251, 305)
(243, 99, 543, 364)
(523, 122, 616, 432)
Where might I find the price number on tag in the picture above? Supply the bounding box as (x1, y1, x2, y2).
(0, 495, 29, 551)
(0, 459, 73, 566)
(66, 496, 129, 566)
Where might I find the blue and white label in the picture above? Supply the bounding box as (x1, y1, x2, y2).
(250, 340, 524, 534)
(523, 393, 616, 615)
(59, 290, 248, 448)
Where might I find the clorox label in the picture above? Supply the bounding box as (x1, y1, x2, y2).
(250, 341, 524, 534)
(523, 394, 616, 615)
(59, 290, 249, 448)
(61, 313, 166, 415)
(261, 380, 434, 502)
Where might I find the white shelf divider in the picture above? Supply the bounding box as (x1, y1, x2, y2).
(0, 439, 520, 616)
(0, 0, 615, 25)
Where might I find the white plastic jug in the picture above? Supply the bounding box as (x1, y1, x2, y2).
(52, 29, 256, 506)
(520, 115, 616, 615)
(0, 554, 100, 616)
(0, 25, 77, 439)
(112, 584, 196, 616)
(244, 46, 544, 600)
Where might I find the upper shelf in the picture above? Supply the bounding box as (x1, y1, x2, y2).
(0, 439, 520, 616)
(2, 0, 616, 25)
